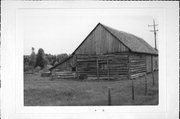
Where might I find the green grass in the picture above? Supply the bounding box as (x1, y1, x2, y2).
(24, 71, 158, 106)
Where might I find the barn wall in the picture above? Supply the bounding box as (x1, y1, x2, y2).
(75, 25, 129, 55)
(108, 53, 128, 78)
(129, 53, 146, 78)
(146, 55, 152, 73)
(153, 56, 158, 71)
(145, 55, 158, 73)
(76, 53, 129, 79)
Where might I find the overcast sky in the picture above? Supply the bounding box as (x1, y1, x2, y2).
(23, 9, 158, 55)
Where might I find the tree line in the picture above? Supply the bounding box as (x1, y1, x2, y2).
(24, 47, 68, 71)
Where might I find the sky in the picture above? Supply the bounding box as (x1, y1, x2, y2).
(23, 9, 158, 55)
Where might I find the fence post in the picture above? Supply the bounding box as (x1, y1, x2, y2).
(132, 78, 135, 100)
(107, 58, 110, 80)
(108, 87, 111, 105)
(145, 73, 147, 95)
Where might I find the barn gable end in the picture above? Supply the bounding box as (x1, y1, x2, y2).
(74, 23, 129, 55)
(50, 23, 158, 79)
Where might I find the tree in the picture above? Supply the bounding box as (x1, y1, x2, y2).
(29, 47, 36, 67)
(52, 55, 57, 66)
(35, 48, 45, 69)
(56, 53, 68, 63)
(44, 54, 50, 66)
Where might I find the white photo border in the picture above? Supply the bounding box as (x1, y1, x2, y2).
(1, 1, 179, 119)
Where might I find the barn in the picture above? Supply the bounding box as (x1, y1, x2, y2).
(50, 23, 158, 80)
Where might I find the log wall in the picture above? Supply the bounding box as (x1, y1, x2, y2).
(146, 55, 152, 73)
(129, 54, 146, 78)
(52, 53, 156, 80)
(76, 53, 129, 79)
(153, 56, 158, 71)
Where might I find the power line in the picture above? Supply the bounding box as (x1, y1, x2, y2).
(148, 19, 158, 50)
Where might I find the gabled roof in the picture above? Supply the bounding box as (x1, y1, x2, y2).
(50, 23, 158, 71)
(71, 23, 157, 55)
(100, 23, 158, 55)
(49, 55, 73, 71)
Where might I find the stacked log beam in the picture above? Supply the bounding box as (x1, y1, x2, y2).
(76, 54, 129, 79)
(129, 54, 146, 79)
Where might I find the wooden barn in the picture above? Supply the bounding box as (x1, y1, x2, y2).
(50, 23, 158, 80)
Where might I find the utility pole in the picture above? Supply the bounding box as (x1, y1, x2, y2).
(148, 19, 158, 50)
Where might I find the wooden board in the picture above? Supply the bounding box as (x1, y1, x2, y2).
(75, 25, 129, 55)
(76, 54, 129, 79)
(129, 54, 146, 76)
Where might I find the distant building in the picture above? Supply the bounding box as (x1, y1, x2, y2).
(50, 23, 158, 80)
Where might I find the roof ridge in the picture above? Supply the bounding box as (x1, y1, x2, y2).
(101, 24, 157, 55)
(101, 23, 143, 39)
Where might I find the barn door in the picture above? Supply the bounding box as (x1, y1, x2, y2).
(98, 60, 108, 77)
(96, 56, 109, 78)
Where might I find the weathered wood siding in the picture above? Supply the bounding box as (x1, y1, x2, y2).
(145, 55, 158, 73)
(129, 54, 146, 78)
(76, 53, 129, 79)
(51, 23, 157, 79)
(153, 56, 158, 71)
(146, 55, 152, 73)
(75, 25, 129, 55)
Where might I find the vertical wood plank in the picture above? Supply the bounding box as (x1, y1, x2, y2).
(128, 53, 134, 100)
(152, 72, 155, 86)
(144, 55, 148, 95)
(76, 55, 78, 79)
(107, 57, 110, 80)
(74, 24, 129, 55)
(132, 78, 135, 100)
(145, 73, 147, 95)
(97, 56, 99, 80)
(128, 53, 131, 80)
(108, 87, 111, 105)
(151, 56, 155, 86)
(151, 56, 153, 72)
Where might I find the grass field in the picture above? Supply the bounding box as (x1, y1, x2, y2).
(24, 71, 158, 106)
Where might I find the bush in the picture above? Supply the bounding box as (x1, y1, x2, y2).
(35, 48, 45, 69)
(24, 65, 34, 73)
